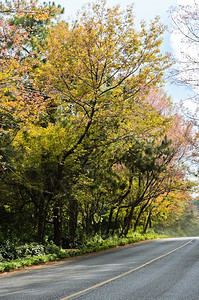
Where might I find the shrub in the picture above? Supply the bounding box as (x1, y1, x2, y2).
(0, 240, 18, 260)
(44, 241, 61, 255)
(0, 232, 165, 273)
(16, 243, 45, 258)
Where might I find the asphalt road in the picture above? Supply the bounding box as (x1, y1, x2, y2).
(0, 237, 199, 300)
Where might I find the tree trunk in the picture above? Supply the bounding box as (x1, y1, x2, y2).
(112, 206, 120, 235)
(134, 208, 142, 232)
(124, 206, 134, 236)
(68, 198, 78, 245)
(53, 198, 62, 246)
(107, 206, 114, 235)
(37, 195, 47, 244)
(134, 199, 152, 231)
(143, 210, 152, 234)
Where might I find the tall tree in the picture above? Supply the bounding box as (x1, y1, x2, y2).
(171, 2, 199, 91)
(33, 0, 171, 244)
(0, 0, 64, 242)
(0, 0, 64, 124)
(171, 2, 199, 122)
(1, 0, 181, 245)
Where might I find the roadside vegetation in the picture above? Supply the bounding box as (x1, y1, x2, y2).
(0, 231, 165, 273)
(0, 0, 199, 274)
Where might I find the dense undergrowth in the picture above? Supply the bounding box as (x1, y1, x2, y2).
(0, 231, 165, 273)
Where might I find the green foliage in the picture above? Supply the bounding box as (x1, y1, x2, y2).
(0, 240, 18, 261)
(44, 241, 61, 255)
(16, 243, 45, 258)
(83, 232, 164, 251)
(0, 239, 66, 262)
(0, 233, 164, 273)
(0, 0, 196, 248)
(0, 240, 45, 261)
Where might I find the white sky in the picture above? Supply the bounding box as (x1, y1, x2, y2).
(178, 0, 195, 4)
(59, 0, 177, 22)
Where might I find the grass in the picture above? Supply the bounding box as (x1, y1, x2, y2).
(0, 232, 166, 273)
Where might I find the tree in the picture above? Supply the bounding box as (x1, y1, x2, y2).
(171, 2, 199, 119)
(0, 0, 64, 123)
(0, 0, 65, 243)
(171, 2, 199, 86)
(152, 187, 191, 228)
(3, 0, 193, 246)
(171, 3, 199, 208)
(104, 86, 195, 236)
(30, 0, 171, 245)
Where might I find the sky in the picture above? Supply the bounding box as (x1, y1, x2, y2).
(58, 0, 177, 20)
(60, 0, 177, 51)
(54, 0, 195, 106)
